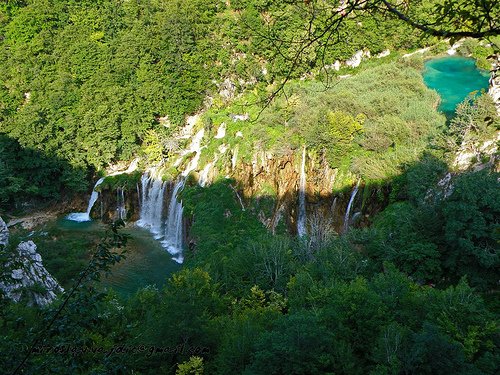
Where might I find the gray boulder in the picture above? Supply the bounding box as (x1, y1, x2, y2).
(0, 216, 63, 307)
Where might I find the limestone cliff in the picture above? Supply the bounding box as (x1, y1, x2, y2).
(489, 54, 500, 116)
(193, 148, 385, 235)
(0, 217, 63, 307)
(0, 217, 8, 247)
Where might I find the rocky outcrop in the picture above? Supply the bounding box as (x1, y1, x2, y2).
(326, 49, 383, 72)
(195, 148, 387, 234)
(6, 212, 58, 231)
(0, 217, 63, 307)
(489, 54, 500, 116)
(453, 132, 500, 172)
(346, 50, 371, 68)
(0, 217, 8, 247)
(98, 185, 140, 222)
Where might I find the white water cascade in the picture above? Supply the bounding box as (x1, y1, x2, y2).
(136, 169, 167, 239)
(199, 163, 212, 187)
(162, 180, 186, 263)
(297, 147, 307, 237)
(343, 179, 361, 233)
(66, 177, 105, 222)
(116, 188, 127, 220)
(163, 129, 205, 263)
(137, 129, 205, 264)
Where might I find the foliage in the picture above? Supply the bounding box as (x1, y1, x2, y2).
(368, 170, 500, 290)
(0, 0, 454, 205)
(1, 222, 129, 374)
(99, 171, 142, 191)
(0, 135, 88, 207)
(449, 93, 499, 148)
(0, 1, 499, 375)
(304, 109, 365, 166)
(176, 356, 204, 375)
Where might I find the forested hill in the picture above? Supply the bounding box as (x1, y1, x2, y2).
(0, 0, 438, 204)
(1, 2, 500, 375)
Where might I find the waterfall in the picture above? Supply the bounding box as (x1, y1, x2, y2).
(116, 188, 127, 220)
(231, 146, 238, 170)
(163, 129, 205, 263)
(199, 163, 212, 187)
(343, 179, 361, 233)
(229, 184, 245, 211)
(137, 129, 205, 264)
(136, 170, 167, 239)
(66, 177, 105, 222)
(181, 129, 205, 177)
(331, 197, 338, 214)
(297, 147, 307, 237)
(162, 180, 186, 263)
(214, 122, 226, 139)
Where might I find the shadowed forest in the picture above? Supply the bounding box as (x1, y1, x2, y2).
(1, 1, 499, 374)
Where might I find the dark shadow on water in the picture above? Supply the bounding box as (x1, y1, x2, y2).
(48, 218, 180, 298)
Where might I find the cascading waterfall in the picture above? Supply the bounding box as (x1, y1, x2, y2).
(231, 146, 238, 170)
(66, 177, 105, 222)
(137, 129, 205, 264)
(162, 180, 186, 263)
(297, 147, 307, 237)
(331, 197, 338, 214)
(199, 163, 212, 187)
(136, 169, 167, 239)
(163, 129, 205, 263)
(343, 179, 361, 233)
(179, 129, 205, 178)
(116, 188, 127, 220)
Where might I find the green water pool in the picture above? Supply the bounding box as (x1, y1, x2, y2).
(423, 56, 490, 116)
(55, 219, 180, 297)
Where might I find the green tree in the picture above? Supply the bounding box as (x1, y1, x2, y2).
(441, 171, 500, 289)
(176, 356, 204, 375)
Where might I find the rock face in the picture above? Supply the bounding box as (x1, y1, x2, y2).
(0, 217, 63, 307)
(489, 54, 500, 116)
(196, 149, 387, 234)
(453, 133, 500, 172)
(0, 217, 8, 247)
(345, 50, 371, 68)
(99, 186, 140, 223)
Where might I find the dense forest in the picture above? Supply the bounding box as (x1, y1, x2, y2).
(0, 0, 445, 204)
(1, 1, 499, 374)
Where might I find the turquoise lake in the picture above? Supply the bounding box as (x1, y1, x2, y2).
(57, 219, 180, 297)
(423, 56, 490, 116)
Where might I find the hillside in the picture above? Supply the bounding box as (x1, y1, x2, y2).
(1, 1, 499, 374)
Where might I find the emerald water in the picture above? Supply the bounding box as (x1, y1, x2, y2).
(101, 226, 180, 296)
(423, 56, 490, 116)
(56, 219, 180, 297)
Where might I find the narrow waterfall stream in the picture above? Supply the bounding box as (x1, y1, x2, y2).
(116, 188, 127, 220)
(198, 163, 212, 187)
(163, 129, 205, 263)
(162, 180, 186, 263)
(297, 147, 307, 237)
(66, 177, 105, 222)
(343, 179, 360, 233)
